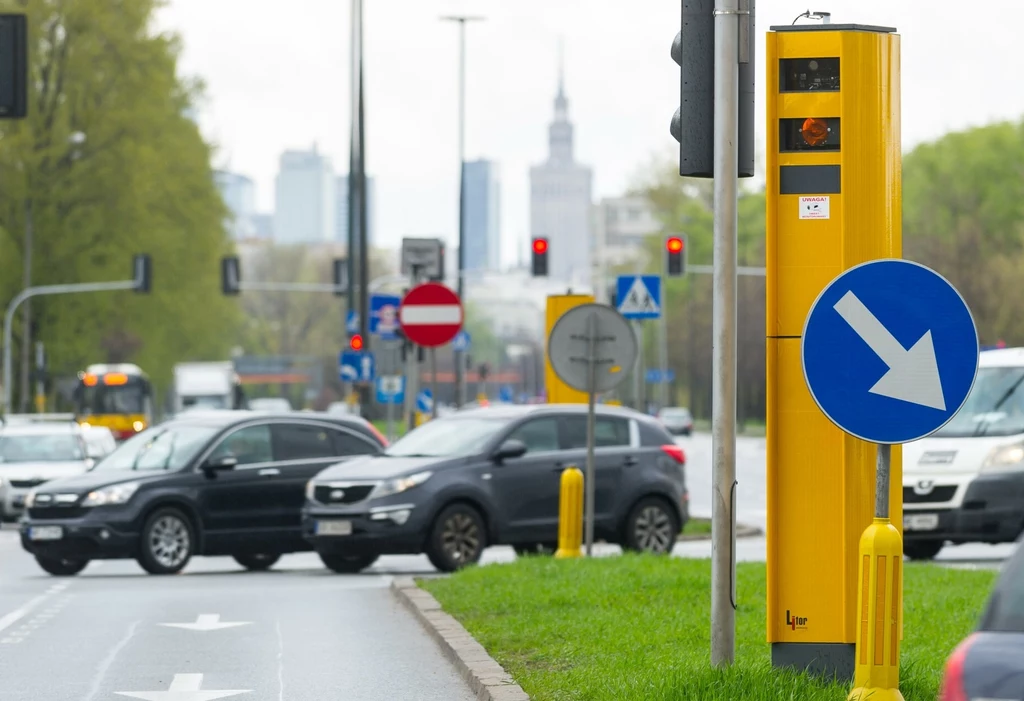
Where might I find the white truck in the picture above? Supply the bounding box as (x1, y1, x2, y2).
(172, 362, 246, 413)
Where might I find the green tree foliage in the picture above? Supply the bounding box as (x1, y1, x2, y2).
(903, 120, 1024, 346)
(0, 0, 241, 407)
(631, 157, 766, 422)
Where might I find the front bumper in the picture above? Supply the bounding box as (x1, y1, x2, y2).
(19, 511, 140, 560)
(903, 471, 1024, 544)
(302, 500, 430, 556)
(1, 487, 29, 520)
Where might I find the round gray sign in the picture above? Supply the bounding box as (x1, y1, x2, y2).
(548, 303, 637, 393)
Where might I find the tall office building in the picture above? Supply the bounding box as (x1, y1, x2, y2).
(273, 145, 336, 244)
(335, 175, 376, 246)
(213, 170, 257, 240)
(463, 159, 501, 272)
(529, 56, 593, 286)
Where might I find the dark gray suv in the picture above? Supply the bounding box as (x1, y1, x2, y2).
(301, 404, 688, 573)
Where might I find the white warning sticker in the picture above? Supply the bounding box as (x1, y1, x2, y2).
(799, 196, 830, 220)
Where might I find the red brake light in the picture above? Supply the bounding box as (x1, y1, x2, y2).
(364, 419, 388, 448)
(939, 634, 975, 701)
(661, 445, 685, 464)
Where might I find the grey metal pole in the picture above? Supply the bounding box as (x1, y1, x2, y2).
(659, 310, 669, 409)
(20, 200, 33, 413)
(632, 322, 642, 409)
(34, 341, 44, 413)
(385, 393, 394, 442)
(638, 323, 647, 413)
(346, 0, 357, 324)
(430, 347, 439, 419)
(711, 0, 740, 668)
(875, 444, 891, 519)
(584, 311, 597, 556)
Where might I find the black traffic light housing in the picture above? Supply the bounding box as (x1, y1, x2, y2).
(0, 15, 28, 119)
(531, 238, 549, 277)
(666, 236, 686, 276)
(221, 256, 241, 296)
(133, 254, 152, 293)
(670, 0, 755, 178)
(333, 258, 347, 296)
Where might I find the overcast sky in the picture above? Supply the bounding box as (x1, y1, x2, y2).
(156, 1, 1024, 265)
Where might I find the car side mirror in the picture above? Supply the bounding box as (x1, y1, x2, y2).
(203, 454, 238, 473)
(492, 439, 527, 463)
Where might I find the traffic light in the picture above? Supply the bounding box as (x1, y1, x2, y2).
(666, 236, 686, 276)
(349, 334, 364, 351)
(221, 256, 241, 296)
(531, 237, 548, 277)
(669, 0, 755, 178)
(132, 254, 151, 293)
(0, 15, 28, 119)
(333, 258, 347, 296)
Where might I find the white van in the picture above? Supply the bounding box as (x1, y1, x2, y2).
(902, 347, 1024, 560)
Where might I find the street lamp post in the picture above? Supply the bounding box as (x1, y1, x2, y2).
(440, 14, 483, 408)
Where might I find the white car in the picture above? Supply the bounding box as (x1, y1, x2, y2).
(248, 397, 293, 412)
(902, 347, 1024, 560)
(0, 422, 94, 522)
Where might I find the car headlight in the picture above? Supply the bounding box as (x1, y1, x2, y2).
(305, 479, 316, 501)
(371, 471, 433, 500)
(82, 482, 140, 507)
(980, 443, 1024, 473)
(23, 489, 34, 508)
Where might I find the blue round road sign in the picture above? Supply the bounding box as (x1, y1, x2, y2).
(802, 259, 979, 445)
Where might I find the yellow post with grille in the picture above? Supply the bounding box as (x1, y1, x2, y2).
(554, 466, 583, 559)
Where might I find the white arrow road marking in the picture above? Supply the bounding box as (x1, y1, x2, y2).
(833, 290, 946, 410)
(159, 614, 251, 632)
(115, 673, 250, 700)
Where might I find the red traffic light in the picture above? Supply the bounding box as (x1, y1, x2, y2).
(349, 334, 364, 351)
(666, 237, 684, 253)
(532, 238, 548, 254)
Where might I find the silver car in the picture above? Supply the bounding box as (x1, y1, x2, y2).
(0, 423, 94, 521)
(657, 407, 693, 436)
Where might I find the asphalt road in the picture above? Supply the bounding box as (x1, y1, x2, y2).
(0, 528, 477, 701)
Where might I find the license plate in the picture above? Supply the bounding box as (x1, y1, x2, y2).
(315, 520, 352, 536)
(29, 526, 63, 541)
(904, 514, 939, 531)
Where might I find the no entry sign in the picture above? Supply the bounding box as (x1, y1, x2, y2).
(399, 282, 464, 347)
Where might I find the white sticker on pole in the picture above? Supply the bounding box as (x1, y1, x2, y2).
(799, 196, 830, 220)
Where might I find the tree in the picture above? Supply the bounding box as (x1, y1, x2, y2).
(0, 0, 242, 408)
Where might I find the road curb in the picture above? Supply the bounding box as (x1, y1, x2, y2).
(677, 521, 762, 542)
(391, 577, 530, 701)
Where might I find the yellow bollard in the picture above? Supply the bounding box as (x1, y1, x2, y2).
(848, 518, 904, 701)
(554, 466, 584, 559)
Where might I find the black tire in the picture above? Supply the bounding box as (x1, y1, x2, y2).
(318, 552, 378, 573)
(35, 554, 88, 576)
(622, 496, 680, 554)
(136, 507, 194, 575)
(233, 553, 281, 571)
(513, 542, 558, 556)
(904, 539, 944, 561)
(425, 503, 487, 572)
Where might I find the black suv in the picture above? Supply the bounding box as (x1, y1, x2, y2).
(19, 410, 386, 576)
(303, 404, 688, 573)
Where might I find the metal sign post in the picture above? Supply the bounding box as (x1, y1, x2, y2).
(548, 303, 637, 555)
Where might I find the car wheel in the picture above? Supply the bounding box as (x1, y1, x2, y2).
(425, 503, 487, 572)
(233, 553, 281, 571)
(318, 552, 378, 573)
(35, 554, 89, 576)
(903, 539, 944, 561)
(137, 507, 194, 575)
(622, 496, 679, 554)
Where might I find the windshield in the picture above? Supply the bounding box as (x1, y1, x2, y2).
(660, 409, 690, 419)
(0, 433, 85, 463)
(385, 417, 508, 458)
(933, 367, 1024, 438)
(182, 395, 229, 410)
(91, 424, 218, 471)
(75, 382, 146, 415)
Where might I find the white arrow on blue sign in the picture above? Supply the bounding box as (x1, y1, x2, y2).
(802, 259, 979, 445)
(416, 388, 433, 413)
(339, 350, 375, 383)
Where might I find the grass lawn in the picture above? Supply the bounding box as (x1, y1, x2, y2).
(681, 518, 712, 536)
(422, 555, 995, 701)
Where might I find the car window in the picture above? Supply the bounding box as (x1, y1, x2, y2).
(271, 423, 337, 461)
(331, 429, 379, 456)
(209, 425, 273, 466)
(561, 416, 631, 449)
(506, 418, 560, 453)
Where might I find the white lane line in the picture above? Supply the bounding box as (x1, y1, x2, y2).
(82, 620, 140, 701)
(0, 582, 70, 634)
(275, 618, 285, 701)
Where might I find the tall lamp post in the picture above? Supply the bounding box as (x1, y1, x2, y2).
(440, 14, 483, 408)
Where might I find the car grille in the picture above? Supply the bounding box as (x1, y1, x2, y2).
(10, 479, 45, 488)
(313, 483, 375, 505)
(903, 486, 957, 504)
(27, 492, 84, 519)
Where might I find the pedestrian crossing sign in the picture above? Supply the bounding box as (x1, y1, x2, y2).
(616, 275, 662, 319)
